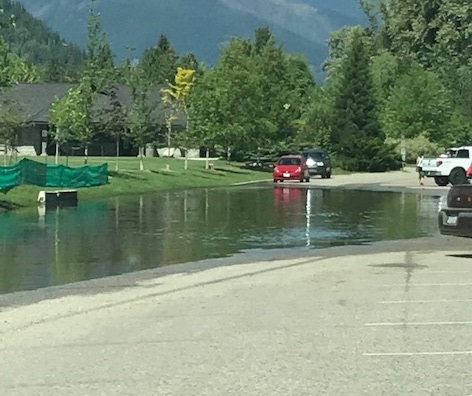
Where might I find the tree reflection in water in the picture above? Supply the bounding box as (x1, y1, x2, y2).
(0, 187, 441, 294)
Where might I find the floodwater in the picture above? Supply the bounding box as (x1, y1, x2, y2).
(0, 185, 442, 294)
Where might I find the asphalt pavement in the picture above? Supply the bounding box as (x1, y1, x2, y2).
(1, 168, 471, 396)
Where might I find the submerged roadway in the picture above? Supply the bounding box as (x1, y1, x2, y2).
(1, 167, 470, 395)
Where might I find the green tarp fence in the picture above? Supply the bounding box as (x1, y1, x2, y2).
(0, 158, 108, 189)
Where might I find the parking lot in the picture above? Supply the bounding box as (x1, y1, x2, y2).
(357, 248, 472, 395)
(0, 236, 471, 395)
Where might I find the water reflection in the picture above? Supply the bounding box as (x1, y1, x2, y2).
(306, 189, 312, 247)
(0, 186, 441, 294)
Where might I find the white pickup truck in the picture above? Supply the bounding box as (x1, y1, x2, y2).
(421, 146, 472, 186)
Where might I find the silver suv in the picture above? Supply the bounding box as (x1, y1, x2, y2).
(302, 149, 332, 178)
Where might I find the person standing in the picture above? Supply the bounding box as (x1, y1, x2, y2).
(416, 153, 424, 185)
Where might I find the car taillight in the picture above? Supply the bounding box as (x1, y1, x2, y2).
(274, 166, 279, 172)
(436, 160, 443, 167)
(296, 167, 301, 173)
(467, 163, 472, 176)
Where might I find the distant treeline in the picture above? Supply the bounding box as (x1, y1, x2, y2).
(1, 0, 471, 172)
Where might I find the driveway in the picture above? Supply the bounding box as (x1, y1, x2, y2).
(304, 167, 450, 195)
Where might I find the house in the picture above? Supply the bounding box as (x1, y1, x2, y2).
(0, 83, 186, 157)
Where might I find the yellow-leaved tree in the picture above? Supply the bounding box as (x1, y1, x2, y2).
(161, 67, 196, 170)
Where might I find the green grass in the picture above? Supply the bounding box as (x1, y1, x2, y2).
(0, 156, 272, 211)
(0, 155, 350, 211)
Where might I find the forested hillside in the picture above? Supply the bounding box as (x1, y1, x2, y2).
(16, 0, 365, 76)
(0, 0, 85, 81)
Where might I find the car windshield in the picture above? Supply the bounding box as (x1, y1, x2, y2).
(303, 151, 324, 160)
(278, 157, 301, 165)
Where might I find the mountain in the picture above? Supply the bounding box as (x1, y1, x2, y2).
(0, 0, 85, 70)
(15, 0, 366, 77)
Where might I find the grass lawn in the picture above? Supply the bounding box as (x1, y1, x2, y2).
(0, 155, 350, 212)
(0, 156, 272, 211)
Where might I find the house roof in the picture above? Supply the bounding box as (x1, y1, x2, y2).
(0, 82, 186, 127)
(2, 83, 75, 124)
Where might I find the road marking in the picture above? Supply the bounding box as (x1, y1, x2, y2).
(377, 299, 472, 304)
(423, 271, 472, 274)
(363, 351, 472, 357)
(365, 321, 472, 327)
(380, 283, 472, 287)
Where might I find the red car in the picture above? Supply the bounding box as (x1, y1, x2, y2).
(273, 155, 310, 183)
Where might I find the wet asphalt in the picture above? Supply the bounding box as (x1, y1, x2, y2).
(1, 168, 472, 395)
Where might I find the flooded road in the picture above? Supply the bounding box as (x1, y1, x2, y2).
(0, 185, 442, 294)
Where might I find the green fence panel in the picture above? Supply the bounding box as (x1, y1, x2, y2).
(0, 159, 108, 189)
(0, 161, 22, 189)
(45, 165, 65, 187)
(46, 163, 109, 187)
(19, 158, 48, 186)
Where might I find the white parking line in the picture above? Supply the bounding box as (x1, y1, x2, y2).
(380, 283, 472, 287)
(377, 299, 472, 304)
(423, 271, 472, 274)
(365, 321, 472, 327)
(363, 351, 472, 357)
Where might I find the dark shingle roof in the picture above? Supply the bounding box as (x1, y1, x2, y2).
(0, 83, 185, 126)
(2, 83, 75, 124)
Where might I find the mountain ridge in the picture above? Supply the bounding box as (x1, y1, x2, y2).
(15, 0, 365, 75)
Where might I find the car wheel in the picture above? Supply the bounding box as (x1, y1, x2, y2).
(449, 168, 467, 186)
(273, 179, 277, 183)
(434, 176, 449, 186)
(321, 172, 327, 179)
(300, 171, 310, 183)
(327, 172, 331, 179)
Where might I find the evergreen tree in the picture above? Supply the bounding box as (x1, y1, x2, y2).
(85, 1, 115, 90)
(139, 35, 178, 84)
(331, 28, 396, 171)
(0, 0, 85, 77)
(43, 57, 64, 82)
(178, 52, 200, 74)
(254, 26, 272, 54)
(49, 3, 113, 164)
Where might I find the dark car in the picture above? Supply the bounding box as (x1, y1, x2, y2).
(438, 184, 472, 238)
(302, 149, 332, 178)
(273, 155, 310, 183)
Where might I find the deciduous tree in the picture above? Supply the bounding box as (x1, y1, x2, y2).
(125, 66, 154, 171)
(50, 77, 95, 165)
(381, 64, 453, 145)
(0, 97, 22, 164)
(98, 86, 127, 171)
(161, 67, 196, 169)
